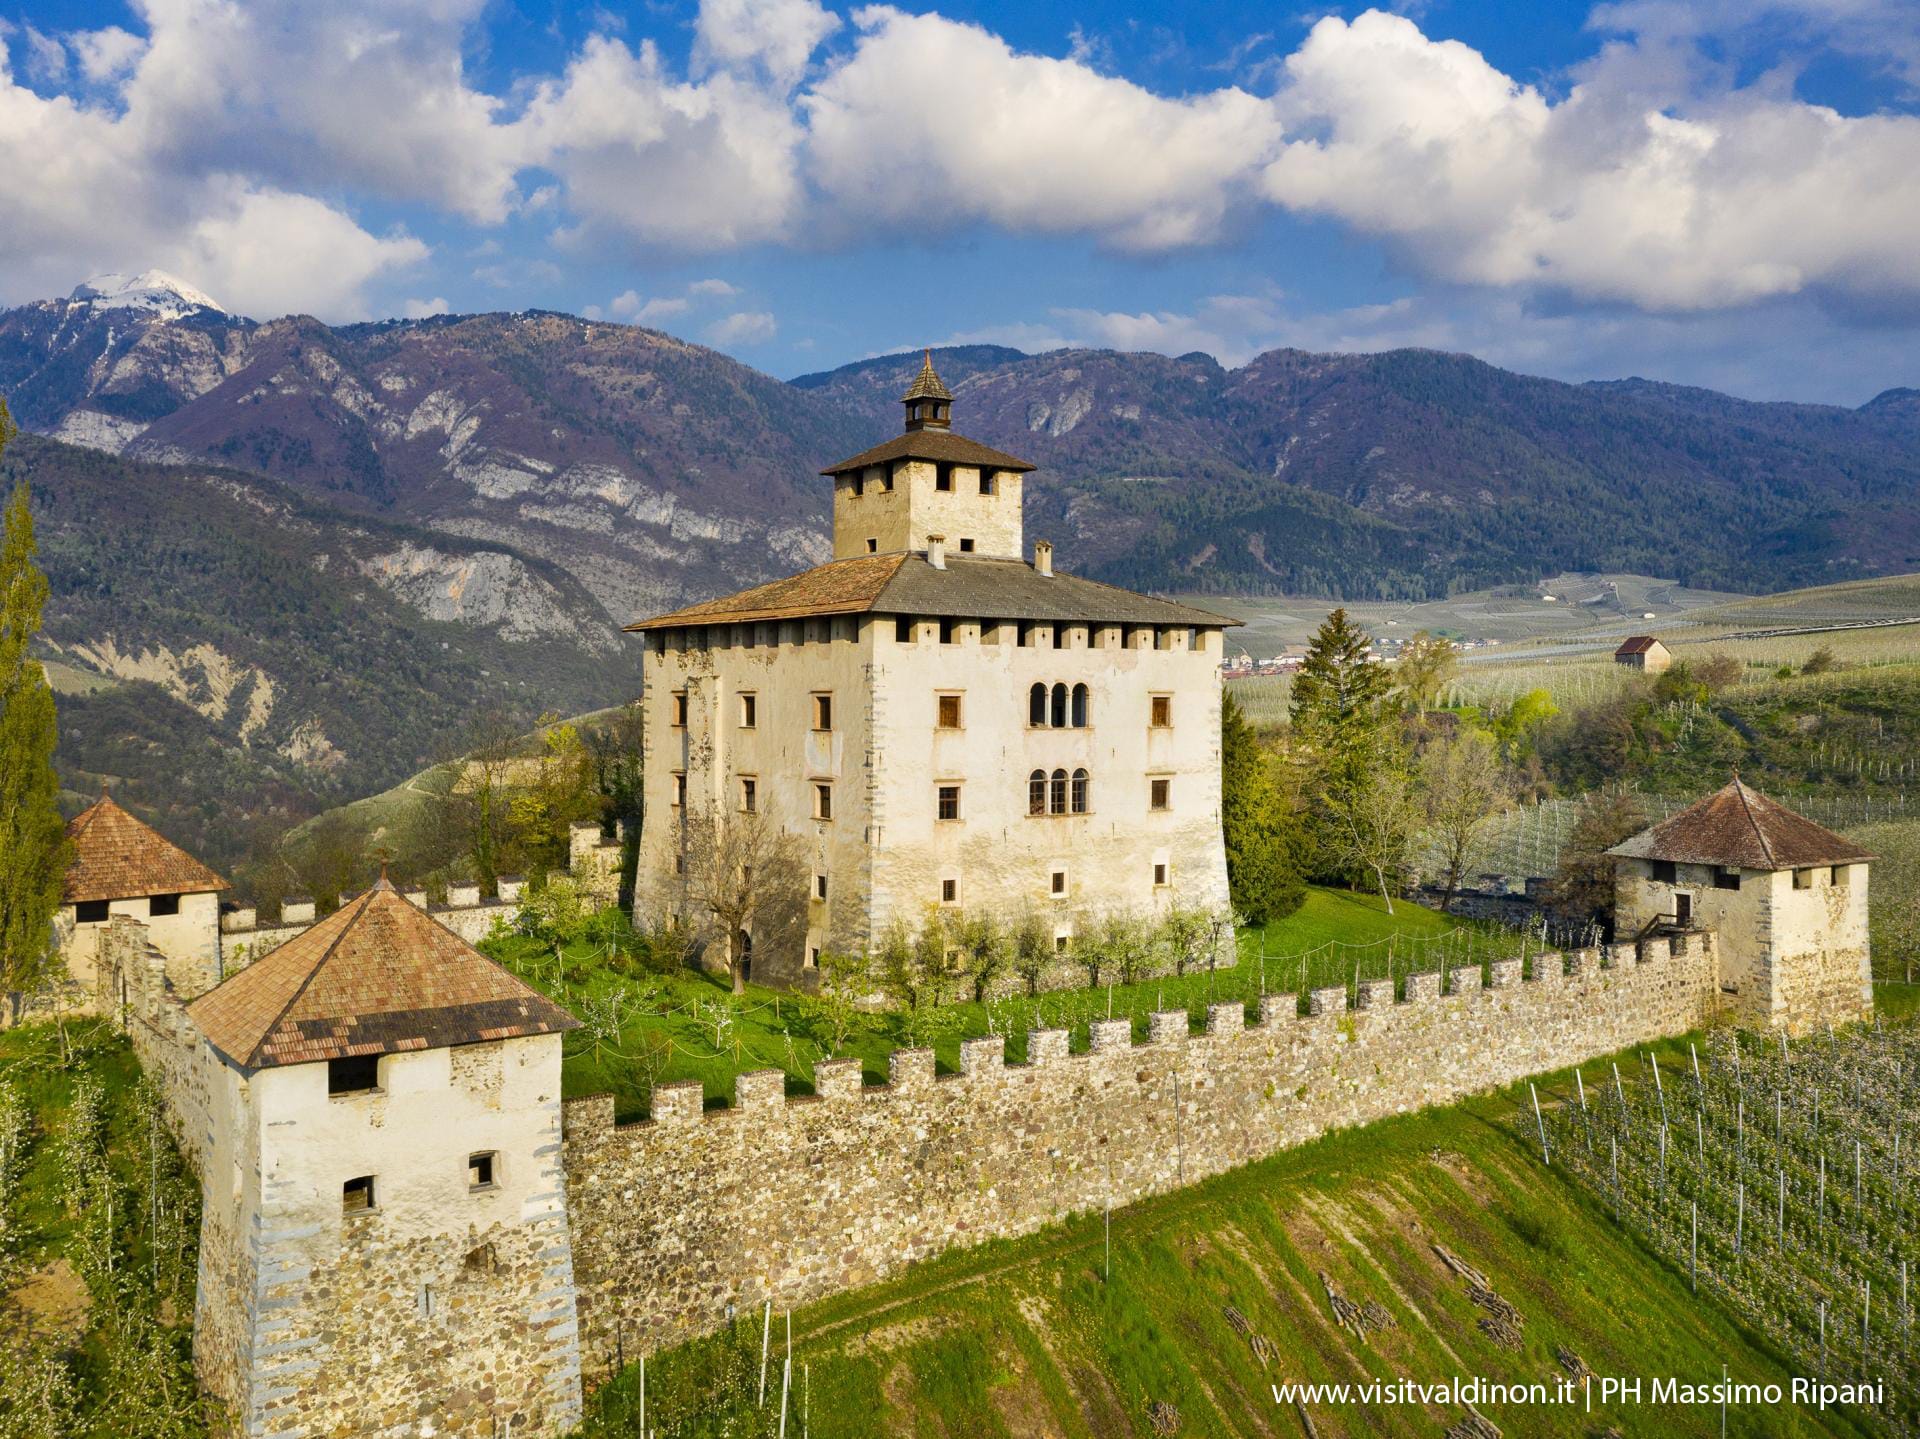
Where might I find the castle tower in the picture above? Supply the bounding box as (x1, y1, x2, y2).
(55, 792, 228, 1009)
(631, 355, 1238, 990)
(185, 877, 584, 1437)
(825, 352, 1034, 561)
(1609, 778, 1872, 1033)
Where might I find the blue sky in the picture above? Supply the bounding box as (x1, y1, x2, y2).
(4, 0, 1919, 402)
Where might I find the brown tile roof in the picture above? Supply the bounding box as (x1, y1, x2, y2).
(1615, 635, 1664, 656)
(64, 795, 228, 903)
(902, 351, 953, 403)
(188, 878, 577, 1069)
(628, 552, 1239, 631)
(822, 427, 1035, 476)
(1608, 779, 1874, 870)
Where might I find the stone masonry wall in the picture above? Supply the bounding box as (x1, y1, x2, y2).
(561, 934, 1723, 1367)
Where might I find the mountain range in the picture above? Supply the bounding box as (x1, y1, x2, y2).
(2, 271, 1915, 869)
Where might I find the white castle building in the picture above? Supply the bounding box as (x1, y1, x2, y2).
(629, 355, 1237, 985)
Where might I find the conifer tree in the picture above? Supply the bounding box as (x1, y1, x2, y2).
(1220, 693, 1305, 925)
(1289, 608, 1415, 899)
(0, 406, 72, 1009)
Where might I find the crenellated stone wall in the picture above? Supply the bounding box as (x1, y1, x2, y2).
(561, 935, 1723, 1365)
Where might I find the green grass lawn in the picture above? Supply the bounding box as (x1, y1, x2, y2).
(575, 1030, 1887, 1439)
(484, 886, 1528, 1121)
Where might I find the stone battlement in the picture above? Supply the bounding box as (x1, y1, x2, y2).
(561, 935, 1720, 1366)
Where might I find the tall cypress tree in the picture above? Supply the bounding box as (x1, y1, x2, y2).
(0, 405, 71, 1006)
(1220, 693, 1305, 925)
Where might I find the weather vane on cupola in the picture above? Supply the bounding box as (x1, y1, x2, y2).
(901, 349, 953, 433)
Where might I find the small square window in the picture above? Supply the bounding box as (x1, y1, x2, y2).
(812, 693, 833, 731)
(342, 1175, 375, 1215)
(1831, 865, 1850, 887)
(1154, 862, 1169, 887)
(672, 772, 687, 808)
(1651, 859, 1677, 884)
(1713, 868, 1741, 890)
(740, 776, 758, 813)
(979, 471, 997, 496)
(740, 693, 757, 728)
(1051, 870, 1067, 896)
(1793, 868, 1814, 890)
(328, 1054, 381, 1095)
(939, 618, 958, 645)
(149, 893, 181, 917)
(1150, 778, 1171, 811)
(468, 1152, 496, 1190)
(937, 784, 961, 821)
(1150, 695, 1172, 728)
(937, 694, 962, 728)
(806, 947, 820, 969)
(941, 878, 958, 904)
(936, 464, 954, 493)
(866, 537, 878, 553)
(1054, 934, 1069, 953)
(814, 873, 828, 902)
(75, 899, 110, 923)
(814, 783, 834, 821)
(851, 475, 866, 498)
(895, 615, 915, 642)
(958, 538, 975, 552)
(671, 691, 688, 727)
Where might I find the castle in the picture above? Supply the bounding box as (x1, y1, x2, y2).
(628, 355, 1236, 985)
(65, 769, 1876, 1437)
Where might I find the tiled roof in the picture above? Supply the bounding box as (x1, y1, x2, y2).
(902, 351, 953, 403)
(188, 878, 578, 1069)
(1615, 635, 1664, 655)
(1608, 779, 1874, 870)
(64, 795, 228, 903)
(821, 427, 1035, 476)
(628, 552, 1239, 631)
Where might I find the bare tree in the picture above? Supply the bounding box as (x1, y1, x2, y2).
(1330, 764, 1421, 913)
(676, 799, 808, 995)
(1421, 730, 1510, 911)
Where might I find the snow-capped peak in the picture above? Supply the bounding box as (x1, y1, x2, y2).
(68, 270, 227, 320)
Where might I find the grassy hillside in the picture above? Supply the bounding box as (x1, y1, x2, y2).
(579, 1033, 1885, 1438)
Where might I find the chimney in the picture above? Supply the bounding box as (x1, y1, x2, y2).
(1034, 540, 1053, 577)
(927, 534, 946, 569)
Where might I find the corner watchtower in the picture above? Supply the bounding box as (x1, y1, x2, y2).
(824, 351, 1035, 562)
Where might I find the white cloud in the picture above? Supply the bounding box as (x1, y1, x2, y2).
(804, 8, 1282, 250)
(1261, 10, 1920, 310)
(402, 296, 450, 319)
(178, 185, 429, 320)
(687, 277, 740, 298)
(585, 277, 748, 327)
(707, 310, 777, 345)
(69, 26, 144, 83)
(694, 0, 839, 90)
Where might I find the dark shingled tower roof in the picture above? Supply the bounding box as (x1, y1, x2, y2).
(65, 793, 228, 903)
(901, 349, 953, 402)
(189, 876, 577, 1069)
(1607, 779, 1874, 870)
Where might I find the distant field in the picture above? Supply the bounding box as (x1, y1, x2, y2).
(1184, 571, 1743, 659)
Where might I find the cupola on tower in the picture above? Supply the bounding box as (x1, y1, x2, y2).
(825, 352, 1035, 561)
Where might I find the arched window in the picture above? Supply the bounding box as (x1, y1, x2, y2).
(1071, 768, 1089, 814)
(1071, 683, 1089, 728)
(1029, 682, 1047, 727)
(1049, 768, 1068, 815)
(1050, 683, 1068, 728)
(1028, 770, 1047, 816)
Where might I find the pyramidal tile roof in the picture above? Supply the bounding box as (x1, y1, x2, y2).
(65, 794, 228, 903)
(1607, 779, 1874, 870)
(189, 878, 578, 1069)
(902, 350, 953, 403)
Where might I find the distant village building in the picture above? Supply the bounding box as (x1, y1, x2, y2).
(1614, 634, 1672, 672)
(629, 354, 1237, 985)
(1609, 779, 1872, 1033)
(185, 875, 584, 1437)
(58, 792, 227, 1001)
